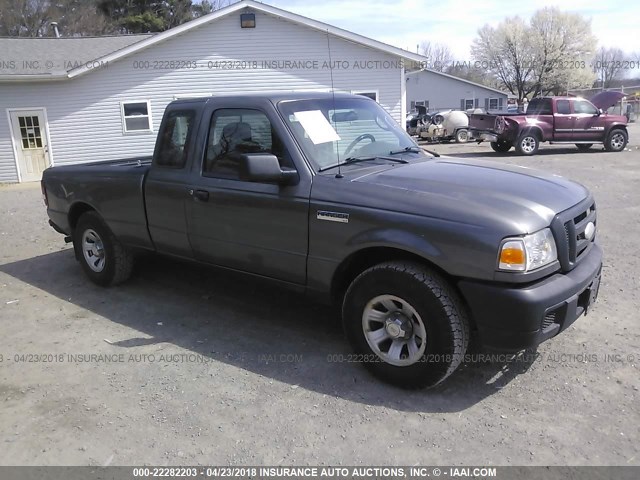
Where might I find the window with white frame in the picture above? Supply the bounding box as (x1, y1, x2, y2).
(121, 101, 152, 133)
(489, 98, 499, 110)
(465, 99, 475, 110)
(352, 91, 378, 102)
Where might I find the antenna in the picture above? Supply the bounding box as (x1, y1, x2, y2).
(326, 29, 342, 179)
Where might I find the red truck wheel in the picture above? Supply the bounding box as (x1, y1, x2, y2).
(516, 133, 539, 156)
(605, 129, 628, 152)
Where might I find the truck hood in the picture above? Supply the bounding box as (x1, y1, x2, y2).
(351, 158, 589, 233)
(590, 91, 625, 110)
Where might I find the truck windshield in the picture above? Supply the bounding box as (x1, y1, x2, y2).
(278, 97, 420, 171)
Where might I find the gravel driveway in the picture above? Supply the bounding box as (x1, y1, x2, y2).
(1, 137, 639, 466)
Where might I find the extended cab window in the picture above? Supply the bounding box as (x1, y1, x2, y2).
(527, 98, 553, 115)
(204, 109, 292, 179)
(556, 100, 571, 114)
(574, 100, 598, 115)
(155, 110, 195, 168)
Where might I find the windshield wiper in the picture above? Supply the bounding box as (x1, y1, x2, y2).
(389, 146, 422, 155)
(318, 155, 408, 173)
(389, 145, 440, 157)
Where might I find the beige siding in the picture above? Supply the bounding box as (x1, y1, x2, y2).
(0, 10, 403, 182)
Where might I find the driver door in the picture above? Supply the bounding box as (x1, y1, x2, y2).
(572, 99, 605, 141)
(186, 102, 311, 285)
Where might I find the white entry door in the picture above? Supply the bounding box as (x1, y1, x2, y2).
(9, 110, 51, 182)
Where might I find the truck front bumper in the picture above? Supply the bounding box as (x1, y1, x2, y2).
(458, 244, 602, 351)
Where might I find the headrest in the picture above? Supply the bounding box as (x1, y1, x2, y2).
(222, 122, 252, 141)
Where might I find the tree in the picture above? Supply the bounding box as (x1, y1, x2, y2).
(420, 41, 453, 72)
(0, 0, 53, 36)
(471, 8, 596, 99)
(97, 0, 228, 33)
(594, 47, 626, 89)
(472, 17, 537, 100)
(528, 8, 596, 96)
(0, 0, 227, 36)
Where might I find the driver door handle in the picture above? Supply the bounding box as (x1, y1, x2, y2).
(189, 189, 210, 202)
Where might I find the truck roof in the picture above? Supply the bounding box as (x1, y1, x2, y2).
(170, 91, 364, 105)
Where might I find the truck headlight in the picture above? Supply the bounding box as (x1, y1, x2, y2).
(498, 228, 557, 272)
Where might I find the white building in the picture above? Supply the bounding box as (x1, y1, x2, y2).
(406, 69, 510, 113)
(0, 0, 427, 183)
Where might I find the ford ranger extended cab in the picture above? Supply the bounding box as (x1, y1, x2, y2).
(42, 92, 602, 388)
(469, 92, 628, 155)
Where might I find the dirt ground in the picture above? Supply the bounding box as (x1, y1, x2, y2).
(1, 132, 639, 466)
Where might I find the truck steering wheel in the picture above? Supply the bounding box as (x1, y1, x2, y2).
(344, 134, 376, 156)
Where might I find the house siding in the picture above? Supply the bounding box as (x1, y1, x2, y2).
(406, 70, 508, 113)
(0, 9, 403, 182)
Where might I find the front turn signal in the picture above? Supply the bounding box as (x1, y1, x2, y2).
(499, 240, 526, 271)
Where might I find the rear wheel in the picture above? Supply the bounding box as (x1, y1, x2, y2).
(576, 144, 593, 152)
(604, 129, 628, 152)
(455, 129, 468, 143)
(342, 262, 469, 389)
(515, 132, 539, 155)
(490, 140, 512, 153)
(74, 212, 134, 287)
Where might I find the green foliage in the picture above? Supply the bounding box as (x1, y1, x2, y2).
(0, 0, 227, 36)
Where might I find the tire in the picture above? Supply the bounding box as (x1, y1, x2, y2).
(490, 140, 512, 153)
(576, 144, 593, 152)
(342, 261, 469, 389)
(515, 132, 540, 155)
(455, 129, 468, 143)
(74, 211, 134, 287)
(604, 129, 628, 152)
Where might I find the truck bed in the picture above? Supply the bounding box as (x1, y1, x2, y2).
(42, 156, 154, 250)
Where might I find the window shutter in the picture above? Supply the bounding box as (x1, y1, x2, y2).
(475, 98, 479, 108)
(410, 101, 415, 110)
(484, 98, 489, 110)
(499, 98, 504, 109)
(460, 99, 465, 109)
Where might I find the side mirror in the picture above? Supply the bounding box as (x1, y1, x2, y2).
(598, 108, 604, 115)
(240, 154, 298, 186)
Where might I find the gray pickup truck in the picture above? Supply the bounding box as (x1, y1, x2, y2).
(42, 92, 602, 388)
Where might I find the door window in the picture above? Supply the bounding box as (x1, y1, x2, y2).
(556, 100, 571, 114)
(18, 116, 43, 149)
(573, 100, 598, 115)
(155, 111, 195, 168)
(204, 109, 292, 179)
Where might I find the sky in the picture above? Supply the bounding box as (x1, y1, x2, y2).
(264, 0, 638, 59)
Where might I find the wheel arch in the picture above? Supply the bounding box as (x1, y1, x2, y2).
(518, 125, 544, 141)
(331, 245, 469, 306)
(605, 123, 628, 137)
(68, 201, 99, 232)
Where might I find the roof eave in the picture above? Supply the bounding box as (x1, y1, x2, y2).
(65, 0, 427, 79)
(0, 73, 68, 82)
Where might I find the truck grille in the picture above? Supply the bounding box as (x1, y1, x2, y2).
(552, 199, 597, 272)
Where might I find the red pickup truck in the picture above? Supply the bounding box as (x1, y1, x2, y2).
(469, 92, 629, 155)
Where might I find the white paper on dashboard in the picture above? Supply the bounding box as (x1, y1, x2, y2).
(293, 110, 341, 145)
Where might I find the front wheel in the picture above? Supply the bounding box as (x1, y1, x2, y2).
(74, 212, 134, 287)
(604, 129, 628, 152)
(342, 262, 469, 389)
(515, 132, 539, 155)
